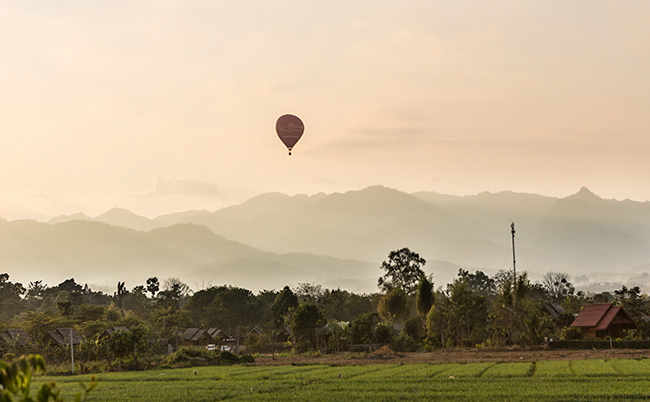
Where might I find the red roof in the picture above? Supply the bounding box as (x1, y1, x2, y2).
(571, 303, 635, 330)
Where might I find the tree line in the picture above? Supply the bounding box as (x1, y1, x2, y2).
(1, 247, 649, 370)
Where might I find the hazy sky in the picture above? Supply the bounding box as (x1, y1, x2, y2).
(2, 1, 649, 220)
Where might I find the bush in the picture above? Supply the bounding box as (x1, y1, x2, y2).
(166, 347, 216, 365)
(239, 354, 255, 364)
(403, 316, 424, 341)
(391, 333, 419, 353)
(558, 326, 581, 341)
(375, 325, 394, 344)
(219, 351, 239, 364)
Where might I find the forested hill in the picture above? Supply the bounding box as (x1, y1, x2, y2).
(2, 186, 650, 293)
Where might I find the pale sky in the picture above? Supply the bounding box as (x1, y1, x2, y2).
(2, 1, 649, 221)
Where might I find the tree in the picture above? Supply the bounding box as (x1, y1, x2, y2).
(416, 275, 434, 317)
(25, 280, 46, 301)
(186, 287, 221, 327)
(377, 248, 426, 295)
(271, 286, 299, 328)
(291, 303, 326, 351)
(350, 312, 392, 345)
(162, 277, 191, 298)
(427, 279, 489, 347)
(0, 273, 25, 320)
(114, 282, 128, 308)
(104, 325, 150, 369)
(542, 272, 575, 300)
(146, 277, 159, 298)
(458, 269, 496, 298)
(614, 286, 646, 322)
(207, 286, 257, 332)
(295, 282, 323, 304)
(157, 278, 191, 310)
(377, 288, 409, 324)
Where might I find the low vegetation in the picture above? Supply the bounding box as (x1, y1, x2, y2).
(27, 359, 650, 401)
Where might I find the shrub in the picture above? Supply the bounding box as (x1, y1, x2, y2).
(219, 351, 240, 364)
(558, 326, 581, 341)
(391, 333, 419, 353)
(239, 354, 256, 364)
(166, 346, 216, 365)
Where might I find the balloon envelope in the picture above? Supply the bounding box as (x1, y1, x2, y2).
(276, 114, 304, 155)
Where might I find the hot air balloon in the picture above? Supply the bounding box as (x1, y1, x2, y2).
(276, 114, 304, 156)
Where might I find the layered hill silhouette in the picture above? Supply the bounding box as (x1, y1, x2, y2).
(2, 186, 649, 293)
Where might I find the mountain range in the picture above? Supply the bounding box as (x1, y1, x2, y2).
(1, 186, 649, 294)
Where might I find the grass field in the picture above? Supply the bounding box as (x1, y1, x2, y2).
(37, 358, 650, 401)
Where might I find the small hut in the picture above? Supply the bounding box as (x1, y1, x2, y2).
(100, 326, 130, 338)
(42, 328, 82, 346)
(0, 329, 33, 347)
(206, 328, 232, 345)
(180, 328, 213, 346)
(571, 303, 637, 339)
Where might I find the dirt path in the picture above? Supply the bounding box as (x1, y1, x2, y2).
(253, 348, 650, 366)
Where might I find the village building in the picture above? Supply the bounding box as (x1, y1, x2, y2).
(0, 329, 33, 347)
(544, 302, 566, 321)
(100, 326, 130, 338)
(180, 328, 214, 346)
(571, 303, 637, 339)
(42, 328, 82, 346)
(206, 328, 233, 346)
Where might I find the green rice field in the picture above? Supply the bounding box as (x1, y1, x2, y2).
(38, 359, 650, 401)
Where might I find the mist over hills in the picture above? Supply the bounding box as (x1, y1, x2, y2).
(2, 186, 650, 294)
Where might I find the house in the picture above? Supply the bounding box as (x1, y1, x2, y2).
(570, 303, 637, 339)
(0, 329, 33, 346)
(180, 328, 213, 346)
(246, 326, 293, 343)
(274, 327, 293, 343)
(544, 302, 566, 320)
(100, 326, 130, 338)
(206, 328, 232, 345)
(248, 326, 264, 338)
(42, 328, 82, 346)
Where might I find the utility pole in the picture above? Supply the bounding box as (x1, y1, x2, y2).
(511, 221, 516, 295)
(70, 329, 75, 374)
(236, 326, 240, 356)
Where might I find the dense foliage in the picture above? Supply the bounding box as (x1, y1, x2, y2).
(1, 247, 648, 371)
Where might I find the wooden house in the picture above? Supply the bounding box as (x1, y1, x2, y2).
(206, 328, 233, 346)
(274, 327, 293, 343)
(180, 328, 213, 346)
(100, 326, 130, 338)
(0, 329, 33, 347)
(570, 303, 637, 339)
(544, 302, 566, 321)
(42, 328, 82, 346)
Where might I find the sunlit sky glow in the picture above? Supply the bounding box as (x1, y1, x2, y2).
(2, 1, 649, 220)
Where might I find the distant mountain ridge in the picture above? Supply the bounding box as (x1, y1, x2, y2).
(2, 186, 650, 293)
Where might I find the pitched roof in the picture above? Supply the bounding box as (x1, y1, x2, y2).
(544, 303, 566, 319)
(181, 328, 210, 342)
(571, 304, 636, 330)
(181, 328, 201, 341)
(43, 328, 82, 345)
(101, 326, 130, 337)
(2, 329, 33, 346)
(249, 326, 263, 336)
(207, 328, 230, 340)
